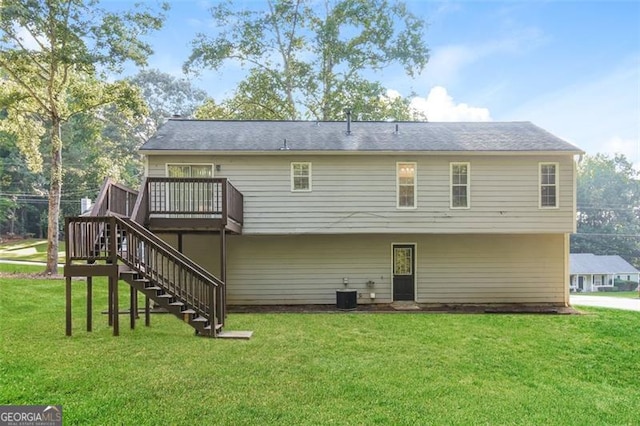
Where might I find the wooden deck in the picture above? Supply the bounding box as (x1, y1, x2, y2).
(133, 177, 243, 234)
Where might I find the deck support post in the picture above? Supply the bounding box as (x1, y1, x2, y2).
(65, 277, 72, 336)
(111, 276, 119, 336)
(107, 277, 113, 326)
(130, 286, 137, 329)
(145, 296, 150, 327)
(86, 277, 92, 332)
(219, 227, 227, 325)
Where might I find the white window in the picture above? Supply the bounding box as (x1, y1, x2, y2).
(539, 163, 559, 208)
(167, 164, 213, 178)
(291, 162, 311, 192)
(450, 162, 470, 209)
(397, 162, 417, 209)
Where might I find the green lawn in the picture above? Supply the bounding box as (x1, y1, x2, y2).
(575, 291, 639, 299)
(1, 272, 638, 425)
(0, 239, 65, 263)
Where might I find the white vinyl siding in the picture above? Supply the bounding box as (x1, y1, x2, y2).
(539, 162, 559, 208)
(146, 154, 576, 235)
(291, 162, 312, 192)
(168, 233, 566, 306)
(397, 162, 417, 209)
(450, 162, 470, 209)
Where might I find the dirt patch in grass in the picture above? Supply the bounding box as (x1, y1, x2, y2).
(229, 303, 580, 314)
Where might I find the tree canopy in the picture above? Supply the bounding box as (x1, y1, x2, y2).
(571, 154, 640, 267)
(0, 0, 167, 273)
(186, 0, 428, 121)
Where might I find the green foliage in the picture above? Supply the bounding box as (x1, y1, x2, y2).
(571, 154, 640, 267)
(1, 276, 639, 424)
(187, 0, 428, 120)
(128, 69, 208, 130)
(0, 0, 167, 272)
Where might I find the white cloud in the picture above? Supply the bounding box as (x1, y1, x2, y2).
(409, 86, 492, 122)
(505, 56, 640, 169)
(14, 25, 46, 50)
(417, 27, 547, 88)
(603, 136, 640, 165)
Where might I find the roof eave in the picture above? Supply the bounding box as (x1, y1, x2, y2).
(139, 149, 584, 156)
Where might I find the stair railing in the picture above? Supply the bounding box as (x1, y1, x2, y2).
(90, 177, 139, 218)
(65, 216, 222, 332)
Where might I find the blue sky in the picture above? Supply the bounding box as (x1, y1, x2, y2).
(114, 0, 640, 168)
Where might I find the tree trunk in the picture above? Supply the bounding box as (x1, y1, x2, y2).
(45, 117, 63, 275)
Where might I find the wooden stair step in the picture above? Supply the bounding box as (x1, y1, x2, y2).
(192, 316, 208, 323)
(181, 309, 196, 314)
(144, 287, 162, 291)
(204, 323, 223, 331)
(157, 294, 174, 299)
(169, 301, 184, 307)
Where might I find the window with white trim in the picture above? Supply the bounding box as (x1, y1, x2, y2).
(291, 162, 311, 192)
(450, 162, 470, 209)
(397, 162, 416, 208)
(167, 164, 213, 178)
(539, 163, 558, 208)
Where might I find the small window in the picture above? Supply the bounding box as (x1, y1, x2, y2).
(539, 163, 559, 208)
(450, 162, 470, 209)
(291, 162, 311, 192)
(397, 162, 416, 208)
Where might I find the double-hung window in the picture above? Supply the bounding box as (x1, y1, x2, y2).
(539, 162, 559, 208)
(397, 162, 416, 208)
(291, 162, 312, 192)
(450, 162, 470, 209)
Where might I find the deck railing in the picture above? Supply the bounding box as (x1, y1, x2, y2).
(144, 177, 243, 225)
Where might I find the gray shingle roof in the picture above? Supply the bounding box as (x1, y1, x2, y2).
(140, 119, 583, 153)
(570, 254, 639, 275)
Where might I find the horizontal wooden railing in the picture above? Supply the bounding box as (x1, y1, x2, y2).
(144, 177, 243, 225)
(90, 178, 139, 218)
(65, 216, 221, 329)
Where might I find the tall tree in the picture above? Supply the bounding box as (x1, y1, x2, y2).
(0, 0, 167, 274)
(185, 0, 428, 121)
(571, 154, 640, 267)
(128, 69, 208, 137)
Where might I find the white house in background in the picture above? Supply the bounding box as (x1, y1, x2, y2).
(570, 253, 640, 292)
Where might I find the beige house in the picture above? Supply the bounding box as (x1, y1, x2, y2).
(137, 119, 583, 307)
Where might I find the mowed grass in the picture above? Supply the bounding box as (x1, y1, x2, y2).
(1, 273, 638, 425)
(0, 239, 65, 263)
(577, 290, 639, 299)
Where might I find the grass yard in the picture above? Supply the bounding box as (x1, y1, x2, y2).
(0, 238, 65, 263)
(1, 272, 639, 425)
(576, 291, 639, 299)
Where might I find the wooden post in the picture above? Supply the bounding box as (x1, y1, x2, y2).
(86, 277, 92, 332)
(219, 227, 227, 325)
(111, 276, 119, 336)
(108, 276, 113, 326)
(130, 286, 136, 330)
(66, 277, 72, 336)
(145, 296, 150, 327)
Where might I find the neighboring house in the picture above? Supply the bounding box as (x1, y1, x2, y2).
(134, 119, 582, 307)
(570, 253, 640, 292)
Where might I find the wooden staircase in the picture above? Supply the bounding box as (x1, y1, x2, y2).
(65, 179, 227, 338)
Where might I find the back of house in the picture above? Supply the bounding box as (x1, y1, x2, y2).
(139, 119, 583, 307)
